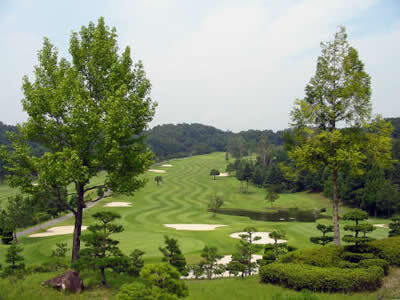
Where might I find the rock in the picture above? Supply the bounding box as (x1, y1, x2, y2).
(43, 269, 84, 293)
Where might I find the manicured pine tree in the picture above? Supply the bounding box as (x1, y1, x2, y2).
(210, 169, 220, 180)
(200, 246, 223, 279)
(5, 242, 25, 271)
(388, 215, 400, 237)
(310, 223, 334, 246)
(342, 209, 375, 249)
(128, 249, 145, 277)
(159, 235, 187, 275)
(73, 211, 127, 286)
(154, 175, 163, 186)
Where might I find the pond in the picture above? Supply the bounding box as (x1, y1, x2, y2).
(210, 207, 327, 222)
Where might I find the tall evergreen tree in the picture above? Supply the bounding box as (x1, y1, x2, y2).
(159, 235, 187, 275)
(289, 27, 392, 245)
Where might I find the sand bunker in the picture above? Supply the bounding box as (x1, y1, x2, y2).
(162, 164, 173, 167)
(29, 226, 88, 238)
(104, 202, 132, 207)
(149, 169, 166, 173)
(182, 254, 263, 279)
(230, 232, 287, 244)
(164, 224, 227, 231)
(217, 254, 262, 265)
(218, 172, 229, 177)
(374, 224, 388, 228)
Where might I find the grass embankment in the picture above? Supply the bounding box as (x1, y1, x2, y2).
(0, 152, 393, 299)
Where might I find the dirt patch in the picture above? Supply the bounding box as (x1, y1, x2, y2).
(148, 169, 166, 173)
(229, 232, 286, 244)
(104, 202, 132, 207)
(164, 224, 227, 231)
(29, 226, 88, 238)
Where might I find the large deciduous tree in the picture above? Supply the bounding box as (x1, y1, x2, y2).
(0, 17, 156, 261)
(289, 27, 392, 245)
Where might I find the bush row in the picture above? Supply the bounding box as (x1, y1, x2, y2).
(368, 236, 400, 266)
(259, 263, 383, 292)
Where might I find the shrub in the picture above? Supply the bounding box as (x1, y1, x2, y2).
(140, 263, 188, 298)
(336, 261, 358, 269)
(279, 245, 343, 267)
(260, 263, 383, 292)
(358, 259, 389, 275)
(117, 282, 179, 300)
(368, 236, 400, 266)
(341, 252, 375, 263)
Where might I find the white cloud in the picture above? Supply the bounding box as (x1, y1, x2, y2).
(0, 0, 398, 132)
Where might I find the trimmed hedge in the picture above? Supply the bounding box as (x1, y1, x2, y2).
(368, 236, 400, 266)
(340, 252, 375, 263)
(358, 259, 389, 275)
(279, 245, 343, 267)
(259, 263, 383, 292)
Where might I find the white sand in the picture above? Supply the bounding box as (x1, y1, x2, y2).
(104, 202, 132, 207)
(229, 232, 287, 244)
(374, 224, 388, 228)
(217, 254, 262, 265)
(218, 172, 229, 177)
(182, 254, 263, 279)
(164, 224, 227, 231)
(29, 226, 88, 238)
(148, 169, 166, 173)
(162, 164, 173, 167)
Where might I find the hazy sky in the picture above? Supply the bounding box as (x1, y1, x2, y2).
(1, 0, 399, 132)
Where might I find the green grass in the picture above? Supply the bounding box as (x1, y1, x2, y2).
(0, 152, 393, 299)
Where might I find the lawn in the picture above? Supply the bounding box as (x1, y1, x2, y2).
(0, 152, 393, 299)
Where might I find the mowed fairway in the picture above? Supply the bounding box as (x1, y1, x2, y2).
(0, 152, 391, 299)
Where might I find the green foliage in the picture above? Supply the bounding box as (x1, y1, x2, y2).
(209, 169, 220, 180)
(5, 242, 25, 273)
(265, 188, 279, 207)
(340, 252, 375, 263)
(208, 193, 224, 217)
(388, 215, 400, 237)
(260, 263, 383, 292)
(128, 249, 145, 277)
(159, 236, 187, 275)
(140, 263, 189, 298)
(117, 281, 179, 300)
(368, 236, 400, 266)
(73, 211, 127, 285)
(0, 17, 156, 261)
(289, 26, 393, 245)
(231, 228, 260, 277)
(97, 187, 105, 198)
(342, 209, 375, 248)
(154, 176, 163, 186)
(358, 259, 389, 275)
(51, 242, 69, 258)
(200, 246, 223, 279)
(310, 223, 334, 246)
(279, 245, 343, 267)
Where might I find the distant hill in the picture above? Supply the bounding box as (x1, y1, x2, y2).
(1, 117, 399, 166)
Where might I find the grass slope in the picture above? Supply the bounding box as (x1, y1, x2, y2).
(0, 152, 392, 299)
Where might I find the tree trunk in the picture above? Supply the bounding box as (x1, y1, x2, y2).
(100, 267, 106, 286)
(332, 169, 341, 246)
(72, 184, 85, 262)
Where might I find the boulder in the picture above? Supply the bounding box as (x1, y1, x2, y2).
(43, 269, 84, 293)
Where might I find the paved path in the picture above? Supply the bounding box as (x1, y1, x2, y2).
(16, 191, 111, 238)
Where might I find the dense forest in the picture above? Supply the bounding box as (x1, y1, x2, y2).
(1, 119, 400, 217)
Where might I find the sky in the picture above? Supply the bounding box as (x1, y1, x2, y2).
(0, 0, 399, 132)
